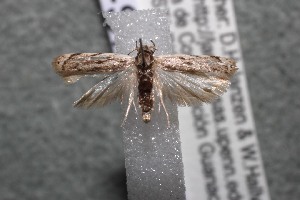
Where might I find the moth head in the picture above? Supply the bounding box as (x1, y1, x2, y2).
(137, 38, 156, 55)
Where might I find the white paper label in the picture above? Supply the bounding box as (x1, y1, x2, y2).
(99, 1, 271, 200)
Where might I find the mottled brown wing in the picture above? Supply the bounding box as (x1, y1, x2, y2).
(52, 53, 136, 108)
(155, 54, 237, 79)
(52, 53, 134, 83)
(154, 54, 238, 106)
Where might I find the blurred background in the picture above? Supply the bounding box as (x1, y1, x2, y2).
(0, 0, 299, 200)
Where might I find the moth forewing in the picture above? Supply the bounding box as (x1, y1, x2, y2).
(52, 53, 134, 79)
(155, 54, 237, 79)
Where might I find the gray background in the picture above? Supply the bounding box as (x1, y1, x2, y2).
(0, 0, 299, 200)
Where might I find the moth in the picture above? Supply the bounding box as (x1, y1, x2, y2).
(52, 39, 237, 125)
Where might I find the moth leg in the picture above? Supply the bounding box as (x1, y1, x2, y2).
(150, 39, 157, 52)
(127, 48, 136, 55)
(150, 39, 155, 47)
(156, 83, 170, 128)
(132, 99, 138, 115)
(127, 41, 139, 55)
(122, 88, 135, 126)
(159, 91, 170, 128)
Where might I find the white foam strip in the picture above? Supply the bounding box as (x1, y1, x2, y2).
(103, 10, 186, 200)
(100, 1, 270, 200)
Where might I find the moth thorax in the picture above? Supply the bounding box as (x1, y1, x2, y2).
(142, 112, 151, 123)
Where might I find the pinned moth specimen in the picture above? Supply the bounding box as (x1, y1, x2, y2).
(52, 39, 237, 125)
